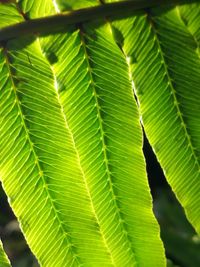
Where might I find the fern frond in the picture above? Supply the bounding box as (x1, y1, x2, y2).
(112, 4, 200, 233)
(0, 1, 165, 266)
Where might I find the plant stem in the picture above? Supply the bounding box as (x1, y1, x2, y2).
(0, 0, 197, 42)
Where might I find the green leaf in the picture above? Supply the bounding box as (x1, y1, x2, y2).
(0, 1, 165, 266)
(0, 240, 11, 267)
(17, 0, 56, 18)
(56, 0, 97, 11)
(112, 5, 200, 233)
(178, 3, 200, 55)
(0, 2, 23, 28)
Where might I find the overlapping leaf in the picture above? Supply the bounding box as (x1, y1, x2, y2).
(178, 3, 200, 55)
(109, 3, 200, 233)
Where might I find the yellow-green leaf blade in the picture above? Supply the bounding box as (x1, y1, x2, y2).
(0, 1, 166, 266)
(0, 240, 11, 267)
(40, 17, 165, 267)
(0, 2, 23, 28)
(113, 6, 200, 233)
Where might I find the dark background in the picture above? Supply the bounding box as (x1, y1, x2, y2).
(1, 134, 200, 267)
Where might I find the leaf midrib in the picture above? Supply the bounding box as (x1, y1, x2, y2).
(79, 27, 137, 266)
(50, 63, 117, 267)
